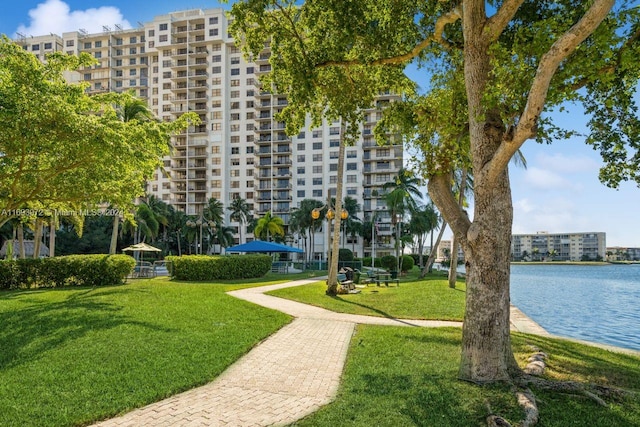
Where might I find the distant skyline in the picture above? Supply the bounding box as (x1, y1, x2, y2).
(2, 0, 639, 247)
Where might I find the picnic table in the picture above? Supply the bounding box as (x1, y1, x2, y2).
(375, 272, 399, 287)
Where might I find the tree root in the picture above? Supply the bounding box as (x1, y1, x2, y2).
(485, 345, 634, 427)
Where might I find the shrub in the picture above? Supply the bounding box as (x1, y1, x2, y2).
(0, 255, 135, 290)
(166, 255, 271, 281)
(380, 255, 397, 271)
(400, 255, 415, 272)
(338, 248, 354, 262)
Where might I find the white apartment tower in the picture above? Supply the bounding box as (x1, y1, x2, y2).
(13, 8, 403, 259)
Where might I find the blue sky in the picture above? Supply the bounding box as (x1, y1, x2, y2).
(2, 0, 639, 247)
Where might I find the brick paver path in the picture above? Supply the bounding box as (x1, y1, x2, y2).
(92, 278, 546, 427)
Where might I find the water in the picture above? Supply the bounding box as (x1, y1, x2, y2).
(510, 264, 640, 351)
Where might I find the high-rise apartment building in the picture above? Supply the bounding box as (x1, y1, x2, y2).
(13, 8, 403, 260)
(511, 231, 606, 261)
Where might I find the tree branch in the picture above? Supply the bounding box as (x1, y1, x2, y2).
(484, 0, 615, 186)
(427, 172, 470, 245)
(486, 0, 525, 42)
(315, 6, 461, 68)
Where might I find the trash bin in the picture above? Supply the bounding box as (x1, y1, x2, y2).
(354, 270, 361, 284)
(390, 270, 398, 279)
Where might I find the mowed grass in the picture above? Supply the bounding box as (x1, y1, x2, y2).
(292, 326, 640, 427)
(0, 277, 291, 427)
(268, 271, 467, 321)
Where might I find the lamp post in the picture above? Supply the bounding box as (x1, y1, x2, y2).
(311, 200, 348, 276)
(186, 215, 216, 255)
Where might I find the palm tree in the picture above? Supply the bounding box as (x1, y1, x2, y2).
(383, 168, 423, 273)
(109, 92, 155, 255)
(227, 197, 251, 245)
(341, 196, 361, 248)
(254, 211, 285, 241)
(408, 203, 439, 268)
(289, 199, 324, 265)
(212, 225, 236, 253)
(203, 197, 224, 226)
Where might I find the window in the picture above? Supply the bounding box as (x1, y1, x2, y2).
(231, 90, 240, 98)
(313, 167, 322, 174)
(298, 131, 306, 139)
(95, 41, 102, 48)
(312, 142, 322, 150)
(231, 68, 240, 76)
(246, 123, 254, 130)
(246, 67, 254, 74)
(246, 78, 255, 85)
(230, 79, 240, 86)
(44, 42, 52, 49)
(247, 170, 254, 177)
(246, 112, 254, 119)
(246, 101, 254, 108)
(231, 57, 240, 64)
(130, 69, 137, 76)
(330, 151, 338, 159)
(148, 29, 155, 37)
(83, 73, 91, 80)
(330, 176, 337, 184)
(330, 164, 338, 172)
(230, 124, 240, 131)
(297, 190, 305, 198)
(297, 178, 305, 185)
(129, 48, 137, 55)
(211, 44, 221, 51)
(297, 155, 305, 162)
(329, 139, 339, 147)
(297, 143, 305, 151)
(212, 55, 221, 62)
(246, 158, 254, 165)
(210, 17, 219, 24)
(377, 148, 390, 157)
(211, 111, 222, 119)
(159, 23, 168, 31)
(230, 113, 240, 121)
(313, 190, 323, 197)
(211, 66, 221, 74)
(297, 167, 305, 174)
(211, 88, 221, 96)
(212, 123, 222, 131)
(312, 154, 322, 162)
(129, 58, 136, 65)
(94, 52, 102, 58)
(230, 102, 240, 109)
(211, 77, 221, 85)
(312, 130, 322, 138)
(159, 35, 168, 42)
(84, 42, 91, 49)
(230, 168, 240, 175)
(246, 147, 254, 154)
(130, 79, 137, 87)
(346, 163, 357, 171)
(115, 59, 122, 67)
(330, 126, 340, 135)
(66, 40, 74, 47)
(347, 175, 357, 183)
(347, 150, 357, 158)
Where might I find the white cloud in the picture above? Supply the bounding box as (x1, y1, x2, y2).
(15, 0, 131, 37)
(512, 196, 593, 235)
(535, 152, 599, 174)
(522, 167, 579, 191)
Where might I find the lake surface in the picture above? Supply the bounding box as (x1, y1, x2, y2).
(510, 264, 640, 351)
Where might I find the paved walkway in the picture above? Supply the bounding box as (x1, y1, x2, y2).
(93, 279, 547, 427)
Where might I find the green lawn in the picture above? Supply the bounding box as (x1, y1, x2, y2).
(0, 277, 291, 426)
(268, 272, 467, 321)
(292, 326, 640, 427)
(2, 271, 639, 427)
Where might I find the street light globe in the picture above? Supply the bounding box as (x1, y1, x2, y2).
(340, 209, 348, 220)
(325, 209, 335, 220)
(311, 208, 321, 220)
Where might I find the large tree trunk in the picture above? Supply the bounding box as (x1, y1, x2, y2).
(326, 122, 346, 295)
(459, 167, 519, 382)
(448, 168, 468, 288)
(17, 223, 25, 259)
(49, 214, 56, 257)
(33, 218, 43, 259)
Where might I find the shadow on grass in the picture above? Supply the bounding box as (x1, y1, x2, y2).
(0, 286, 172, 370)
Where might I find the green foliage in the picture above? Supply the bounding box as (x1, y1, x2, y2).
(380, 255, 397, 271)
(0, 255, 135, 289)
(0, 38, 198, 227)
(400, 254, 414, 272)
(167, 255, 271, 281)
(338, 248, 354, 262)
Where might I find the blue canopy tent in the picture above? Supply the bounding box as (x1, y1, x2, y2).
(226, 240, 304, 273)
(225, 240, 303, 253)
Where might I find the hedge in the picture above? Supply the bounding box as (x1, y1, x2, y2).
(166, 255, 271, 281)
(0, 255, 135, 290)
